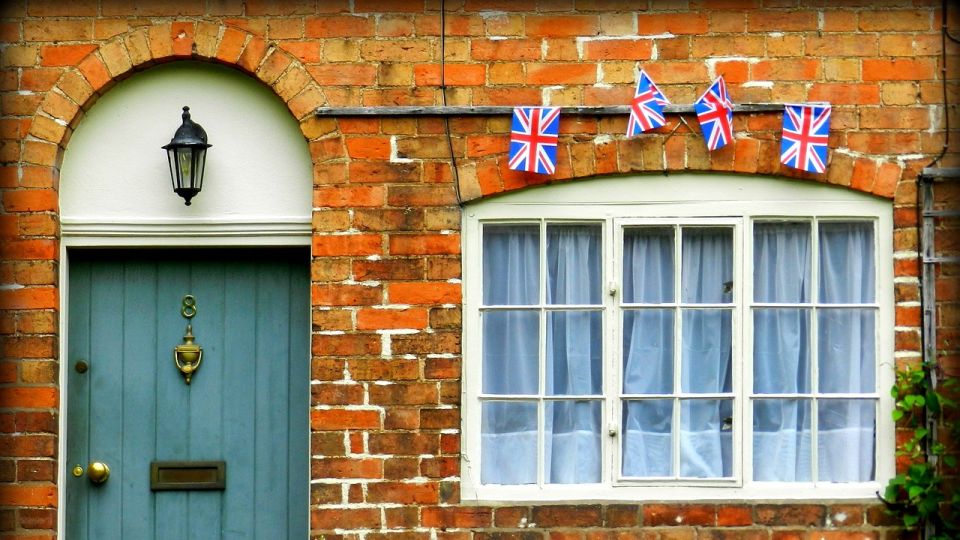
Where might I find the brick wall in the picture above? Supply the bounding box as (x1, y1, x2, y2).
(1, 0, 958, 538)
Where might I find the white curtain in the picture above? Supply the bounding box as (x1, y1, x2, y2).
(622, 228, 733, 478)
(753, 222, 875, 482)
(481, 221, 875, 484)
(481, 225, 602, 484)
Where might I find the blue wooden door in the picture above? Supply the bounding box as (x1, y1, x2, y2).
(66, 249, 310, 539)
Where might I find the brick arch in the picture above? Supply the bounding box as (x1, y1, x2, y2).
(22, 20, 339, 205)
(457, 123, 904, 203)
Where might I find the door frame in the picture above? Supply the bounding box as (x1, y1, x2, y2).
(58, 222, 312, 536)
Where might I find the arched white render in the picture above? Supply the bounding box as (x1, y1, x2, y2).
(60, 61, 312, 244)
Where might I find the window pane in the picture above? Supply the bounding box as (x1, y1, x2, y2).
(753, 308, 811, 394)
(680, 399, 733, 478)
(548, 224, 601, 305)
(547, 311, 602, 395)
(623, 309, 674, 394)
(753, 399, 811, 481)
(754, 222, 811, 303)
(819, 222, 875, 304)
(623, 227, 674, 304)
(481, 401, 538, 484)
(682, 228, 733, 304)
(818, 309, 876, 394)
(818, 399, 876, 482)
(622, 400, 673, 477)
(483, 224, 539, 305)
(546, 401, 601, 483)
(483, 310, 538, 395)
(681, 309, 732, 393)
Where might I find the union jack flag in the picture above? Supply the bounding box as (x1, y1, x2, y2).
(627, 69, 670, 136)
(780, 103, 831, 173)
(694, 76, 734, 151)
(509, 106, 561, 175)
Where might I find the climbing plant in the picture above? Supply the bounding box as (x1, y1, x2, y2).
(880, 361, 959, 539)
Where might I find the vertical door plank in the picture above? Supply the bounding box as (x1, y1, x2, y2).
(254, 260, 293, 538)
(87, 258, 125, 540)
(66, 258, 92, 540)
(186, 258, 226, 540)
(287, 259, 311, 536)
(220, 260, 258, 539)
(154, 257, 190, 540)
(120, 260, 159, 538)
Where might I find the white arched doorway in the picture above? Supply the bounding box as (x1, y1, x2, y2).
(59, 62, 313, 538)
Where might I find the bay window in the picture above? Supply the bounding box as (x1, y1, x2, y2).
(462, 175, 894, 501)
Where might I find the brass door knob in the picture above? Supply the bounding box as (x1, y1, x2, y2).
(87, 461, 110, 484)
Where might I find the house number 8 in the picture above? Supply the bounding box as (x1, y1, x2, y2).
(180, 295, 197, 319)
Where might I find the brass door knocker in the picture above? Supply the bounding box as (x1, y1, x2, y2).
(173, 295, 202, 385)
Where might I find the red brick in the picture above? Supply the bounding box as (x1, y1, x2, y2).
(389, 282, 460, 305)
(533, 505, 603, 527)
(748, 10, 818, 31)
(39, 44, 97, 67)
(314, 186, 385, 208)
(471, 39, 541, 61)
(312, 457, 383, 478)
(170, 21, 195, 57)
(752, 59, 820, 81)
(526, 63, 596, 85)
(312, 333, 381, 357)
(357, 308, 428, 330)
(367, 482, 439, 504)
(644, 504, 716, 527)
(0, 485, 57, 507)
(414, 64, 486, 86)
(312, 508, 381, 530)
(0, 387, 58, 408)
(215, 27, 247, 63)
(308, 64, 378, 85)
(389, 234, 460, 255)
(859, 10, 932, 31)
(77, 53, 112, 92)
(717, 505, 753, 526)
(754, 504, 825, 527)
(525, 15, 599, 37)
(423, 507, 493, 528)
(345, 136, 391, 159)
(638, 13, 708, 34)
(809, 83, 880, 105)
(238, 36, 268, 73)
(312, 283, 382, 306)
(311, 408, 381, 430)
(863, 59, 937, 81)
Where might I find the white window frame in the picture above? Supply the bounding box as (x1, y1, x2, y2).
(461, 174, 895, 502)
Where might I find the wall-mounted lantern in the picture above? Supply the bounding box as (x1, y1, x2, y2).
(162, 106, 211, 206)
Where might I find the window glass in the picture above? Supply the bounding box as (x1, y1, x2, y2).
(481, 401, 537, 484)
(483, 224, 539, 305)
(548, 224, 601, 305)
(819, 222, 875, 304)
(623, 227, 674, 304)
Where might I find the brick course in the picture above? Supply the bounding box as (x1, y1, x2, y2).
(1, 0, 958, 538)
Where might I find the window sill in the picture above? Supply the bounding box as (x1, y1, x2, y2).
(460, 481, 885, 504)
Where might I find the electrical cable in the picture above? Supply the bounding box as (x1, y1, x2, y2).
(440, 0, 464, 207)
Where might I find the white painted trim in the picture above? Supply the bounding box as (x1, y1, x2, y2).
(61, 218, 312, 246)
